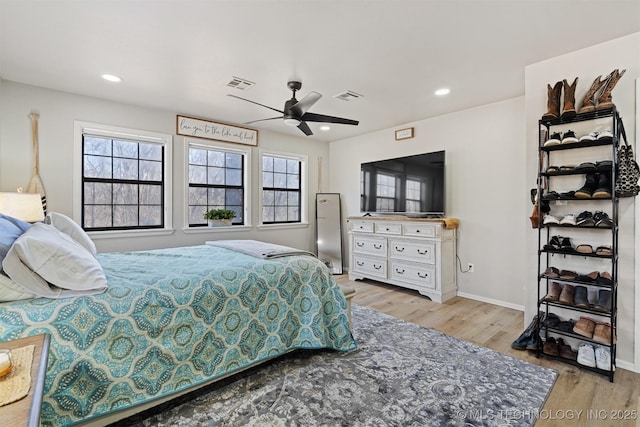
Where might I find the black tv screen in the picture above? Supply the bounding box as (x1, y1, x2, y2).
(360, 150, 445, 216)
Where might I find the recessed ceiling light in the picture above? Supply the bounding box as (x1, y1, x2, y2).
(320, 126, 331, 131)
(434, 88, 450, 96)
(101, 74, 122, 83)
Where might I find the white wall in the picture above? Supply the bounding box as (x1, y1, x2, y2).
(329, 97, 527, 309)
(0, 81, 330, 253)
(524, 33, 639, 368)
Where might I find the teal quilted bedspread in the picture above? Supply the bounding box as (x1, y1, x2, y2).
(0, 245, 356, 426)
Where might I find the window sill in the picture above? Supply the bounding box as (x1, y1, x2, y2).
(256, 222, 309, 231)
(88, 228, 175, 240)
(182, 225, 253, 234)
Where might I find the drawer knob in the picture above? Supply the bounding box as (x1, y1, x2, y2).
(417, 272, 429, 279)
(357, 261, 364, 266)
(417, 249, 428, 255)
(395, 268, 405, 274)
(385, 227, 390, 231)
(374, 264, 382, 270)
(395, 246, 405, 252)
(374, 244, 382, 249)
(416, 230, 420, 233)
(356, 242, 364, 247)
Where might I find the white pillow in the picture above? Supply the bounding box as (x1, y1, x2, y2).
(3, 223, 107, 297)
(0, 272, 37, 302)
(45, 212, 97, 256)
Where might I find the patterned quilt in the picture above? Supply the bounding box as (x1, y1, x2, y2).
(0, 245, 356, 426)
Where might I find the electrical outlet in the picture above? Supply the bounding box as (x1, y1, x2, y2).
(467, 263, 474, 273)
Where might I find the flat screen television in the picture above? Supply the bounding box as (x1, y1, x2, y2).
(360, 150, 445, 217)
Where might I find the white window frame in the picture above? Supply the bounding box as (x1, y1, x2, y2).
(183, 139, 252, 233)
(73, 121, 173, 239)
(258, 149, 308, 229)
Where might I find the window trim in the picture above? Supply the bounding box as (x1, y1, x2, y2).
(184, 139, 252, 229)
(258, 149, 308, 228)
(73, 121, 173, 238)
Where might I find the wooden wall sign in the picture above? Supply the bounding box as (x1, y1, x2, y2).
(176, 115, 258, 146)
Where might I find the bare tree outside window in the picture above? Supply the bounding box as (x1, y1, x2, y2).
(82, 135, 164, 230)
(262, 155, 301, 224)
(187, 145, 245, 226)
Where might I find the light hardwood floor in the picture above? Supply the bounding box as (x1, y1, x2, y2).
(337, 276, 640, 427)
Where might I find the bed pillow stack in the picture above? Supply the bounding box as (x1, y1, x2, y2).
(0, 214, 37, 301)
(0, 212, 107, 302)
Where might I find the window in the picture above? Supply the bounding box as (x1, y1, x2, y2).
(187, 143, 248, 226)
(405, 178, 422, 212)
(375, 172, 396, 212)
(74, 122, 172, 233)
(261, 152, 305, 225)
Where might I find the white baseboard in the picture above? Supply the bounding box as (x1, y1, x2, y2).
(456, 291, 524, 312)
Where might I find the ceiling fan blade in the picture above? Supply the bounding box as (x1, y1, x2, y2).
(244, 116, 283, 125)
(290, 91, 322, 116)
(297, 121, 313, 136)
(227, 94, 284, 114)
(301, 112, 359, 126)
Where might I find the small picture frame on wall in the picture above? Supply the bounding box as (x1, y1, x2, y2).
(395, 127, 414, 141)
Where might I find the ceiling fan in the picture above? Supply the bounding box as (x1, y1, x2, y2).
(227, 81, 359, 136)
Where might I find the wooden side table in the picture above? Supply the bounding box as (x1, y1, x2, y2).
(0, 334, 50, 427)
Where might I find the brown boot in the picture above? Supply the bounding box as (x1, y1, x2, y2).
(561, 77, 578, 118)
(596, 69, 626, 110)
(578, 74, 608, 113)
(542, 81, 562, 119)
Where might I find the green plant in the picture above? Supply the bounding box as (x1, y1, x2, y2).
(203, 209, 236, 220)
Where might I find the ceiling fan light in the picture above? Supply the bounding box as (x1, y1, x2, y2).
(284, 118, 301, 126)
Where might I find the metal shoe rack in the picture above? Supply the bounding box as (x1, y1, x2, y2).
(536, 107, 619, 382)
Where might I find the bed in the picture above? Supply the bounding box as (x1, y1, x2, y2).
(0, 239, 356, 426)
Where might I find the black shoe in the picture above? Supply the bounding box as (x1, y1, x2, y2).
(574, 286, 590, 308)
(559, 237, 574, 253)
(594, 290, 612, 313)
(592, 173, 612, 199)
(544, 235, 562, 251)
(593, 211, 613, 227)
(576, 211, 595, 226)
(557, 320, 576, 333)
(543, 312, 560, 328)
(575, 173, 598, 198)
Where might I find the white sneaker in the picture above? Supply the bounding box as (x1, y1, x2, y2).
(596, 130, 613, 141)
(595, 346, 615, 371)
(543, 214, 561, 225)
(579, 131, 598, 142)
(559, 214, 576, 226)
(561, 130, 578, 144)
(577, 344, 596, 368)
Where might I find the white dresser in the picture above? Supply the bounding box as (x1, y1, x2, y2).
(347, 216, 457, 303)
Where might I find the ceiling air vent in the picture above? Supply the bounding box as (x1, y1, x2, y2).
(333, 90, 363, 101)
(227, 77, 255, 90)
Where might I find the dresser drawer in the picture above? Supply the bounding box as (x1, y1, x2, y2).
(389, 239, 435, 264)
(390, 261, 436, 290)
(352, 235, 387, 257)
(374, 222, 402, 235)
(352, 255, 387, 278)
(403, 223, 437, 238)
(350, 220, 374, 233)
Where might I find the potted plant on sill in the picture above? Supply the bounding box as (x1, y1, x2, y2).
(204, 209, 236, 227)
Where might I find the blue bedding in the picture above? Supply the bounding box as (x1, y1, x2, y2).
(0, 244, 356, 426)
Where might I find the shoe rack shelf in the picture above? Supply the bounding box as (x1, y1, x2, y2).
(536, 107, 620, 382)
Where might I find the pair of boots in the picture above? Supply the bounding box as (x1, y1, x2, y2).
(542, 77, 578, 120)
(512, 311, 544, 350)
(575, 173, 611, 199)
(542, 69, 626, 119)
(579, 69, 626, 113)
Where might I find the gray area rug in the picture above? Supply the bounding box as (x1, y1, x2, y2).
(121, 305, 557, 427)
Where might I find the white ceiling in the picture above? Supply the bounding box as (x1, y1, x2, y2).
(1, 0, 639, 142)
